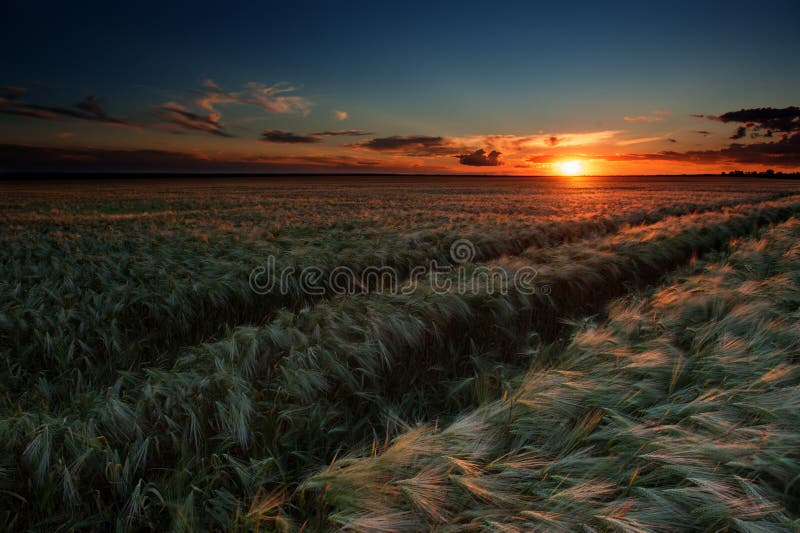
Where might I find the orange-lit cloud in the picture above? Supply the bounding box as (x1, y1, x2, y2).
(624, 115, 665, 122)
(155, 102, 232, 137)
(477, 130, 621, 151)
(616, 136, 666, 146)
(196, 79, 313, 115)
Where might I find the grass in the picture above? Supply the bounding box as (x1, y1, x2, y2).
(1, 176, 800, 530)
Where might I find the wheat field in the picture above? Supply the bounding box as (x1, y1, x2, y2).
(2, 176, 800, 531)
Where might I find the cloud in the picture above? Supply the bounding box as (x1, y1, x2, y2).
(259, 129, 373, 143)
(616, 136, 664, 146)
(0, 144, 388, 173)
(333, 110, 348, 120)
(604, 132, 800, 167)
(701, 106, 800, 140)
(624, 115, 664, 122)
(715, 106, 800, 134)
(195, 79, 313, 115)
(653, 109, 670, 115)
(480, 130, 620, 151)
(152, 79, 315, 137)
(352, 130, 621, 162)
(0, 88, 135, 127)
(154, 102, 232, 137)
(667, 138, 677, 143)
(260, 130, 320, 143)
(354, 135, 458, 156)
(458, 148, 502, 166)
(730, 126, 747, 140)
(0, 144, 212, 172)
(310, 129, 373, 137)
(526, 154, 562, 164)
(690, 114, 706, 118)
(0, 86, 27, 104)
(695, 130, 711, 136)
(242, 153, 383, 168)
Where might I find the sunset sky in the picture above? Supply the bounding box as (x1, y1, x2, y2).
(2, 0, 799, 174)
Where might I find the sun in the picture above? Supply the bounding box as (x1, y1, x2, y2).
(557, 160, 584, 176)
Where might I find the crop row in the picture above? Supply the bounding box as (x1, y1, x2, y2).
(3, 197, 799, 528)
(3, 193, 795, 404)
(307, 217, 800, 531)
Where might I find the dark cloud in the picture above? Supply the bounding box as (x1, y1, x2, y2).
(689, 114, 705, 118)
(605, 132, 800, 167)
(667, 138, 677, 143)
(0, 89, 134, 126)
(154, 102, 232, 137)
(76, 95, 104, 116)
(260, 130, 320, 143)
(0, 144, 385, 173)
(310, 129, 373, 137)
(0, 86, 27, 102)
(731, 126, 747, 140)
(355, 135, 456, 156)
(545, 136, 559, 146)
(458, 148, 502, 166)
(704, 106, 800, 141)
(0, 144, 210, 172)
(695, 130, 711, 136)
(716, 106, 800, 133)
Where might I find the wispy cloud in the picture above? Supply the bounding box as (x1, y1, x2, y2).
(333, 110, 348, 120)
(624, 115, 665, 122)
(351, 130, 623, 163)
(479, 131, 620, 151)
(153, 79, 314, 137)
(0, 87, 135, 127)
(602, 131, 800, 167)
(311, 129, 372, 137)
(616, 136, 665, 146)
(261, 129, 374, 143)
(196, 79, 313, 115)
(154, 102, 232, 137)
(353, 135, 463, 156)
(261, 130, 320, 143)
(0, 144, 387, 172)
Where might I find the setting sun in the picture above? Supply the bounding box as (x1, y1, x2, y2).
(558, 160, 584, 176)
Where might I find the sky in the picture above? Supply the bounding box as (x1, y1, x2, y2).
(1, 0, 799, 175)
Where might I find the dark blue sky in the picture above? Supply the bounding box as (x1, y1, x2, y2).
(2, 0, 799, 173)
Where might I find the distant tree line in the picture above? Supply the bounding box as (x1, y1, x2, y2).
(721, 169, 800, 178)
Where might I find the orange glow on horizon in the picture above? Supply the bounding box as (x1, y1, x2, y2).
(557, 160, 584, 176)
